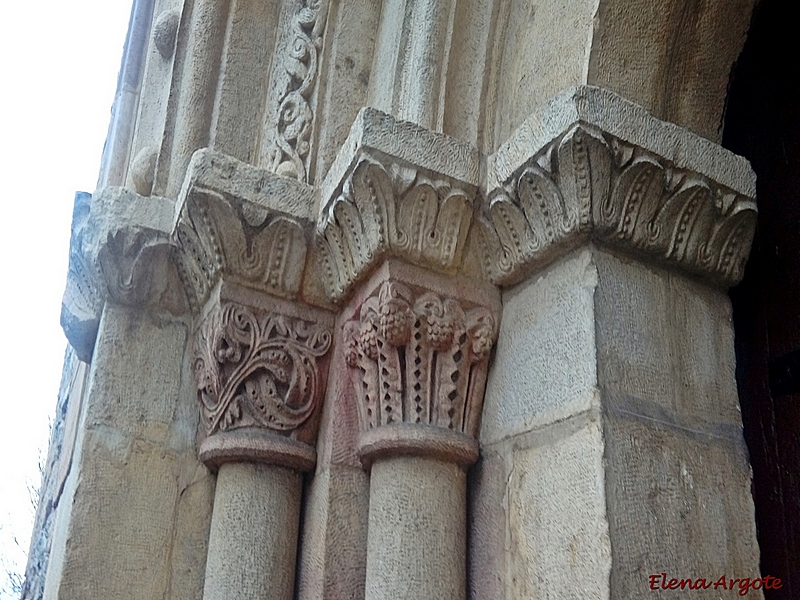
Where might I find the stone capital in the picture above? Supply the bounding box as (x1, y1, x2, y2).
(193, 285, 334, 471)
(61, 188, 178, 362)
(316, 108, 485, 302)
(479, 87, 758, 288)
(341, 261, 500, 468)
(174, 149, 330, 312)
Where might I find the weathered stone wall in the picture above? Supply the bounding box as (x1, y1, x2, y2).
(20, 347, 87, 600)
(27, 1, 767, 599)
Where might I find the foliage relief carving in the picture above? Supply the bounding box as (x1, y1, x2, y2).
(480, 125, 757, 287)
(317, 159, 474, 301)
(344, 281, 496, 439)
(194, 302, 332, 438)
(175, 189, 307, 312)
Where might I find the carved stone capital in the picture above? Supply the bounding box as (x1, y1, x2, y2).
(174, 150, 326, 312)
(342, 262, 500, 468)
(193, 287, 334, 470)
(480, 87, 758, 288)
(61, 188, 178, 361)
(316, 108, 483, 302)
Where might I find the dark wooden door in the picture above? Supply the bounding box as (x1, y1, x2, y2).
(724, 1, 800, 597)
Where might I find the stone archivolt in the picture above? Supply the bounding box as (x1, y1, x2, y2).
(479, 124, 757, 287)
(264, 0, 327, 182)
(317, 158, 475, 302)
(344, 279, 497, 465)
(194, 302, 332, 443)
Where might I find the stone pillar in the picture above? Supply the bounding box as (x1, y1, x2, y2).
(54, 188, 213, 600)
(193, 294, 332, 600)
(160, 0, 230, 196)
(342, 269, 498, 600)
(173, 149, 334, 600)
(369, 0, 454, 130)
(366, 457, 465, 599)
(472, 86, 763, 599)
(317, 109, 497, 599)
(203, 463, 301, 600)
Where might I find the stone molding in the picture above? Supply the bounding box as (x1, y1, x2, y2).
(193, 293, 333, 470)
(316, 108, 483, 302)
(343, 270, 499, 468)
(174, 186, 308, 313)
(316, 92, 757, 299)
(479, 123, 757, 287)
(61, 188, 175, 362)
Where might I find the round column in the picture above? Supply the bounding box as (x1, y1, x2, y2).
(192, 299, 333, 600)
(365, 455, 467, 600)
(344, 279, 499, 600)
(203, 462, 301, 600)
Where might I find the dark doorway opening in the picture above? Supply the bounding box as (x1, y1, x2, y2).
(723, 1, 800, 597)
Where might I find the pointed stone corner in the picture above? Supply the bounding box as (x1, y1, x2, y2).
(315, 108, 486, 303)
(173, 149, 331, 313)
(480, 88, 757, 288)
(339, 261, 500, 469)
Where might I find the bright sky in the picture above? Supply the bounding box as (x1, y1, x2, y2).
(0, 1, 133, 596)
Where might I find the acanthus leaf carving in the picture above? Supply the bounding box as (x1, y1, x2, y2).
(62, 189, 179, 360)
(97, 225, 173, 307)
(194, 302, 332, 443)
(345, 281, 498, 439)
(479, 124, 757, 287)
(317, 158, 476, 302)
(175, 188, 308, 312)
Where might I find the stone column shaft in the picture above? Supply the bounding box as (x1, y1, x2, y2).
(370, 0, 453, 130)
(365, 456, 466, 600)
(341, 262, 500, 600)
(203, 463, 302, 600)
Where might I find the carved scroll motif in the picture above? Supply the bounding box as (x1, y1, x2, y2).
(344, 281, 497, 439)
(317, 159, 475, 301)
(194, 302, 332, 440)
(265, 0, 327, 182)
(479, 125, 757, 287)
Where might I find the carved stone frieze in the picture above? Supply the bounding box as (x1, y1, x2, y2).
(317, 158, 476, 302)
(264, 0, 328, 182)
(479, 124, 757, 287)
(343, 276, 498, 467)
(193, 297, 333, 469)
(174, 150, 316, 312)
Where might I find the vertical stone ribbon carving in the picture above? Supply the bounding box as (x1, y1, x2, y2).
(344, 281, 497, 466)
(265, 0, 327, 182)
